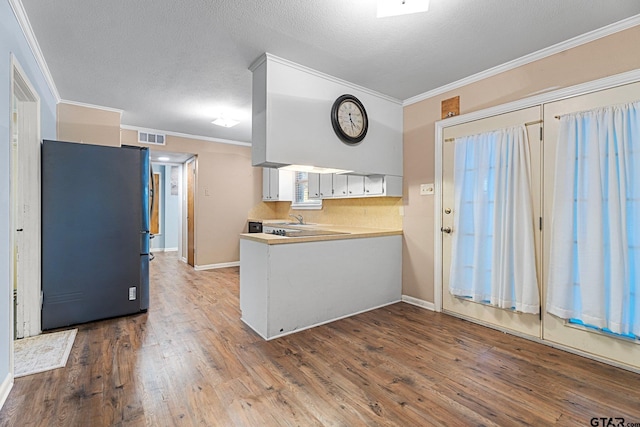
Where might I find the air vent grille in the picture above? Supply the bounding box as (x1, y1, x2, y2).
(138, 131, 166, 145)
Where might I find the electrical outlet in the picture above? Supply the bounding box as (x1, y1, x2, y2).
(129, 287, 137, 301)
(420, 183, 434, 195)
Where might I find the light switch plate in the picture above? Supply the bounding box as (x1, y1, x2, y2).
(420, 183, 434, 195)
(129, 286, 137, 301)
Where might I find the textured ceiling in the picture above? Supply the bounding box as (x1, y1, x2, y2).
(20, 0, 640, 144)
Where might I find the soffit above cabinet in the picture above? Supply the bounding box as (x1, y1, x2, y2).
(251, 54, 403, 177)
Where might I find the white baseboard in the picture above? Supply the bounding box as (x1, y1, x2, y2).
(180, 256, 187, 263)
(151, 247, 178, 253)
(194, 261, 240, 271)
(0, 372, 13, 411)
(401, 295, 436, 311)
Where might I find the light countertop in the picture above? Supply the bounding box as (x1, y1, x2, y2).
(240, 221, 402, 245)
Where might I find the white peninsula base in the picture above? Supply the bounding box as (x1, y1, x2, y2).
(240, 235, 402, 340)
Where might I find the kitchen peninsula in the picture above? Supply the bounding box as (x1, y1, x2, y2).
(239, 223, 402, 340)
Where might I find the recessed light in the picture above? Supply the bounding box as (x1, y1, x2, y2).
(377, 0, 429, 18)
(157, 156, 170, 161)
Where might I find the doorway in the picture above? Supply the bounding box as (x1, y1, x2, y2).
(10, 56, 41, 341)
(441, 106, 543, 338)
(148, 151, 195, 265)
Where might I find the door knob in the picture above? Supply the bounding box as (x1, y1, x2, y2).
(441, 226, 452, 234)
(444, 208, 452, 214)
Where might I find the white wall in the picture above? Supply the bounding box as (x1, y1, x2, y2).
(252, 54, 403, 176)
(0, 0, 57, 407)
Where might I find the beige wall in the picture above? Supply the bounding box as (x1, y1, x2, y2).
(56, 102, 264, 267)
(402, 25, 640, 303)
(120, 130, 262, 267)
(57, 102, 121, 147)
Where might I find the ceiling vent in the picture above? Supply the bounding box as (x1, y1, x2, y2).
(138, 131, 165, 145)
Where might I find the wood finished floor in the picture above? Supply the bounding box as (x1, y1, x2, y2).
(2, 252, 640, 426)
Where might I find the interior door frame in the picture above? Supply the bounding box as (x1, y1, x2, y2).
(185, 157, 196, 266)
(434, 68, 640, 313)
(9, 55, 41, 347)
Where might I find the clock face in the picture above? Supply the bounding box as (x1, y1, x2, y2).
(331, 95, 368, 144)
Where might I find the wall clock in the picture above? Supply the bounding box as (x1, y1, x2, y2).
(331, 94, 368, 144)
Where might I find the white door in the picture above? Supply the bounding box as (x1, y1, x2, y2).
(11, 58, 42, 340)
(542, 81, 640, 370)
(442, 106, 542, 338)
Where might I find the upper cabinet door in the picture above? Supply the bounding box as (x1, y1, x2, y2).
(333, 174, 348, 197)
(364, 175, 384, 195)
(319, 174, 333, 198)
(347, 175, 365, 196)
(308, 173, 321, 199)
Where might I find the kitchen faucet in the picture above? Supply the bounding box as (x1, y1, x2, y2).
(289, 214, 304, 224)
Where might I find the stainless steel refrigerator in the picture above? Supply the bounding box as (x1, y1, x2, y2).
(42, 140, 150, 329)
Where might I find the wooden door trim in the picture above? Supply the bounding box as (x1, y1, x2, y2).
(186, 158, 196, 266)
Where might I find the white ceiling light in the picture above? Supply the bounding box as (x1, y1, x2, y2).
(157, 156, 170, 161)
(377, 0, 429, 18)
(212, 116, 240, 128)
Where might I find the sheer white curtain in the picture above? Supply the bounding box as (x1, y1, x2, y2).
(547, 101, 640, 338)
(449, 125, 539, 314)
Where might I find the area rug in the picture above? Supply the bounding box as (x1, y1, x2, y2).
(14, 329, 77, 378)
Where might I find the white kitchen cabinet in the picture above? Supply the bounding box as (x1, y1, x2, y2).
(251, 54, 403, 176)
(308, 172, 321, 199)
(319, 174, 333, 198)
(262, 168, 293, 201)
(306, 172, 402, 200)
(364, 175, 384, 195)
(347, 175, 365, 196)
(333, 174, 348, 197)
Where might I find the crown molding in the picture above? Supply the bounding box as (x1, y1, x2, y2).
(404, 14, 640, 106)
(250, 52, 403, 105)
(9, 0, 60, 102)
(120, 124, 252, 147)
(59, 99, 123, 115)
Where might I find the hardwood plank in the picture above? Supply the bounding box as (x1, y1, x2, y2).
(2, 252, 640, 426)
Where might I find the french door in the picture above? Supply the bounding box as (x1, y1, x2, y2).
(542, 81, 640, 370)
(441, 106, 543, 338)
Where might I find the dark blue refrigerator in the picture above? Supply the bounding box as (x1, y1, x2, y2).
(42, 140, 150, 329)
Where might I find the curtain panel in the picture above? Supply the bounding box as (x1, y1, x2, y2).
(547, 101, 640, 338)
(449, 125, 539, 314)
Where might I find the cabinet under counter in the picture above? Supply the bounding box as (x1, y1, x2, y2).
(239, 233, 402, 340)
